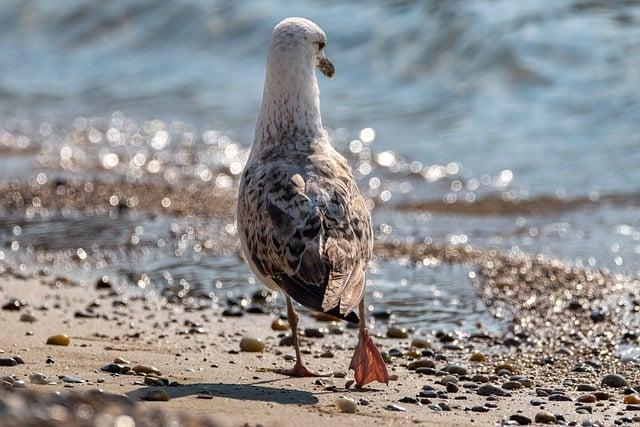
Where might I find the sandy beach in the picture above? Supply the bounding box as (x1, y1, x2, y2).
(1, 3, 640, 426)
(1, 247, 639, 426)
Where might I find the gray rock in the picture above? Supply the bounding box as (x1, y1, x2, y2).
(602, 374, 626, 388)
(478, 384, 510, 397)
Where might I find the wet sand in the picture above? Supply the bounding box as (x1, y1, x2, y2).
(1, 241, 639, 426)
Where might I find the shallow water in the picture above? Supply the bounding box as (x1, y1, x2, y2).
(1, 0, 639, 333)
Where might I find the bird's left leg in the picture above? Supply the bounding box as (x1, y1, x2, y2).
(274, 296, 328, 377)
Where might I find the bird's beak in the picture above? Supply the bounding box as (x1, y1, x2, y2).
(317, 52, 335, 79)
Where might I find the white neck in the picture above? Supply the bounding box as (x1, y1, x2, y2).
(253, 50, 324, 151)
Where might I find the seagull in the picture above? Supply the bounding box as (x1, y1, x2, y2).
(237, 17, 388, 387)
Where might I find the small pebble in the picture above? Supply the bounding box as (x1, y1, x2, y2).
(271, 319, 289, 331)
(132, 365, 162, 376)
(46, 335, 70, 346)
(143, 389, 170, 401)
(239, 337, 265, 352)
(411, 338, 430, 348)
(510, 414, 532, 425)
(602, 374, 626, 388)
(469, 352, 486, 363)
(578, 394, 597, 403)
(304, 328, 325, 338)
(534, 411, 557, 424)
(0, 358, 17, 367)
(336, 397, 357, 413)
(478, 384, 509, 397)
(624, 395, 640, 404)
(29, 373, 53, 385)
(407, 359, 435, 370)
(19, 313, 37, 323)
(387, 326, 408, 339)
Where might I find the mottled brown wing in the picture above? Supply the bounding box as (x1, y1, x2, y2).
(238, 159, 372, 320)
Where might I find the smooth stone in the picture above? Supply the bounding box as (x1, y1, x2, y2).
(0, 358, 17, 367)
(143, 389, 169, 401)
(279, 335, 294, 346)
(511, 376, 532, 387)
(624, 395, 640, 404)
(407, 359, 436, 370)
(2, 299, 24, 311)
(549, 394, 572, 401)
(443, 365, 467, 375)
(469, 352, 487, 363)
(446, 382, 459, 393)
(114, 357, 130, 365)
(577, 384, 598, 392)
(388, 348, 403, 358)
(411, 338, 430, 348)
(593, 391, 611, 400)
(132, 365, 162, 376)
(494, 364, 516, 374)
(95, 276, 112, 290)
(59, 375, 85, 384)
(443, 375, 458, 384)
(144, 376, 169, 386)
(415, 367, 435, 375)
(478, 384, 509, 397)
(46, 335, 70, 346)
(385, 404, 407, 412)
(29, 373, 53, 385)
(271, 319, 289, 331)
(602, 374, 627, 388)
(387, 326, 409, 339)
(471, 405, 489, 413)
(419, 390, 437, 398)
(19, 313, 37, 323)
(333, 371, 347, 378)
(335, 397, 357, 413)
(304, 328, 325, 338)
(399, 396, 418, 404)
(510, 414, 532, 425)
(472, 374, 489, 383)
(534, 411, 556, 424)
(239, 337, 265, 352)
(502, 381, 523, 390)
(101, 363, 128, 374)
(438, 402, 450, 411)
(578, 394, 597, 403)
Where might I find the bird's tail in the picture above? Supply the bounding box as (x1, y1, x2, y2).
(349, 328, 389, 387)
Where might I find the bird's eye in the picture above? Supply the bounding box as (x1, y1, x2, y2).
(316, 41, 325, 50)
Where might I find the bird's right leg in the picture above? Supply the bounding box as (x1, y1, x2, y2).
(349, 298, 389, 387)
(274, 296, 328, 377)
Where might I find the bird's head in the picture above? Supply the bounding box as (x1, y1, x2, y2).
(269, 17, 334, 79)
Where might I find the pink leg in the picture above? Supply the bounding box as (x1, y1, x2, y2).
(274, 296, 328, 377)
(349, 299, 389, 387)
